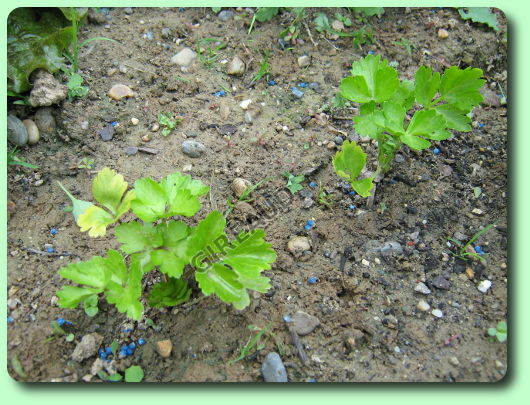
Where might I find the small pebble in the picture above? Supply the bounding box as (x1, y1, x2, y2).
(308, 276, 317, 284)
(108, 84, 134, 101)
(417, 300, 431, 312)
(137, 338, 146, 346)
(477, 280, 492, 293)
(171, 47, 197, 66)
(438, 28, 449, 39)
(297, 55, 311, 68)
(361, 259, 370, 266)
(22, 119, 40, 145)
(156, 339, 173, 358)
(433, 148, 440, 155)
(131, 117, 139, 125)
(181, 140, 206, 158)
(414, 282, 431, 295)
(291, 87, 304, 98)
(239, 99, 252, 110)
(449, 356, 460, 366)
(226, 56, 246, 75)
(268, 80, 276, 86)
(287, 236, 311, 255)
(290, 311, 320, 335)
(431, 309, 444, 318)
(261, 352, 288, 382)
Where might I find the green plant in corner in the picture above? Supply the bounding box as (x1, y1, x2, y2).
(196, 38, 226, 69)
(283, 171, 305, 194)
(7, 147, 39, 169)
(333, 54, 485, 199)
(78, 157, 94, 170)
(487, 320, 507, 343)
(158, 112, 181, 136)
(229, 322, 271, 364)
(448, 222, 495, 264)
(249, 49, 270, 87)
(394, 38, 416, 56)
(56, 168, 277, 321)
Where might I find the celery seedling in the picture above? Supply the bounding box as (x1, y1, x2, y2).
(56, 168, 277, 320)
(334, 54, 485, 198)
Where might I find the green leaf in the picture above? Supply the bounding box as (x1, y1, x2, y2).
(131, 172, 209, 222)
(83, 294, 99, 316)
(150, 250, 187, 278)
(440, 66, 485, 111)
(400, 133, 432, 150)
(414, 66, 440, 107)
(458, 7, 498, 31)
(223, 230, 276, 280)
(353, 101, 383, 138)
(196, 263, 250, 310)
(11, 354, 28, 379)
(148, 277, 191, 308)
(186, 211, 227, 267)
(58, 255, 112, 289)
(406, 109, 446, 138)
(254, 7, 280, 22)
(57, 181, 93, 222)
(497, 321, 507, 333)
(56, 286, 102, 308)
(381, 101, 406, 135)
(105, 259, 144, 321)
(115, 222, 163, 254)
(77, 205, 115, 237)
(67, 73, 88, 101)
(106, 373, 123, 382)
(433, 104, 472, 132)
(125, 366, 144, 383)
(8, 8, 73, 93)
(343, 54, 399, 103)
(314, 12, 331, 32)
(350, 7, 385, 17)
(76, 168, 136, 237)
(390, 79, 415, 110)
(332, 141, 373, 197)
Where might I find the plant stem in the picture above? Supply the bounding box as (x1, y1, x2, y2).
(70, 8, 79, 73)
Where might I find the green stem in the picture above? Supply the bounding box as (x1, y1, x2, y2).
(70, 8, 79, 73)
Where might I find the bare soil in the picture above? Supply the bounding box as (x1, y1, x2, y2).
(7, 7, 508, 382)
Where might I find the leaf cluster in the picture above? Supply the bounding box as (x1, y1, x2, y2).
(283, 172, 305, 194)
(335, 54, 484, 197)
(157, 112, 181, 136)
(56, 168, 277, 321)
(487, 320, 507, 343)
(458, 7, 499, 31)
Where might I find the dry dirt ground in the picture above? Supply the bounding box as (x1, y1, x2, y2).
(7, 7, 507, 382)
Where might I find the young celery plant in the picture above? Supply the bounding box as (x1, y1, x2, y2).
(334, 54, 485, 201)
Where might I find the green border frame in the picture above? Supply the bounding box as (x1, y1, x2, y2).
(2, 0, 526, 402)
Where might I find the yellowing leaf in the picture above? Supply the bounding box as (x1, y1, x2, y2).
(332, 141, 373, 197)
(92, 168, 130, 215)
(77, 205, 114, 237)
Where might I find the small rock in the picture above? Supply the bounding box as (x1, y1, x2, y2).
(480, 87, 501, 107)
(472, 208, 484, 216)
(131, 117, 139, 125)
(171, 47, 197, 66)
(71, 333, 104, 362)
(108, 84, 134, 101)
(431, 309, 444, 318)
(291, 87, 304, 98)
(217, 124, 238, 136)
(334, 136, 344, 145)
(151, 122, 160, 132)
(303, 197, 314, 209)
(156, 339, 173, 358)
(99, 124, 115, 141)
(123, 7, 134, 15)
(181, 140, 206, 158)
(239, 99, 253, 110)
(449, 356, 460, 366)
(326, 141, 336, 150)
(261, 352, 288, 382)
(465, 267, 475, 279)
(431, 275, 451, 290)
(7, 115, 28, 146)
(34, 107, 56, 136)
(414, 282, 432, 295)
(477, 280, 492, 293)
(331, 19, 345, 31)
(22, 119, 40, 145)
(28, 69, 67, 107)
(80, 121, 89, 130)
(298, 189, 313, 199)
(343, 329, 366, 351)
(361, 259, 370, 266)
(453, 231, 467, 241)
(182, 164, 192, 172)
(218, 10, 235, 21)
(438, 28, 449, 39)
(287, 236, 311, 255)
(226, 56, 246, 75)
(417, 299, 431, 312)
(297, 55, 311, 68)
(290, 311, 320, 336)
(231, 178, 251, 197)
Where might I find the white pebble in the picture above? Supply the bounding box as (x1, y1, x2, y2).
(361, 259, 370, 266)
(472, 208, 484, 216)
(414, 282, 431, 295)
(431, 309, 444, 318)
(477, 280, 492, 293)
(131, 117, 139, 125)
(239, 99, 252, 110)
(417, 300, 431, 312)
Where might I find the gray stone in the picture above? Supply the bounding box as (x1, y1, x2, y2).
(290, 311, 320, 336)
(171, 47, 197, 66)
(7, 115, 28, 146)
(218, 10, 235, 22)
(108, 84, 134, 101)
(227, 56, 246, 75)
(28, 69, 67, 107)
(417, 299, 431, 312)
(297, 55, 311, 68)
(71, 333, 104, 362)
(161, 27, 172, 39)
(261, 352, 288, 382)
(334, 136, 344, 145)
(431, 275, 451, 290)
(414, 282, 432, 295)
(34, 107, 56, 136)
(181, 140, 206, 158)
(365, 240, 403, 255)
(298, 189, 314, 199)
(123, 7, 134, 14)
